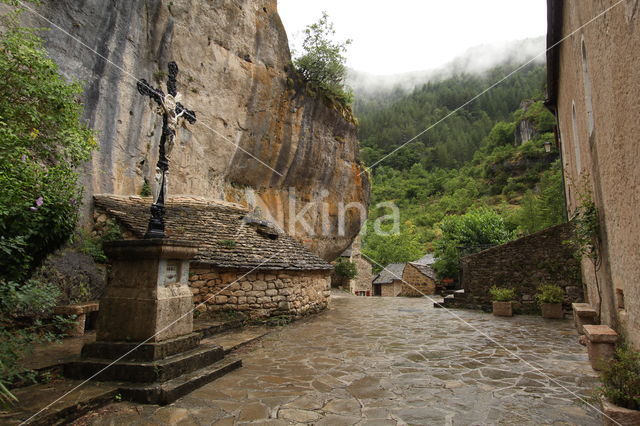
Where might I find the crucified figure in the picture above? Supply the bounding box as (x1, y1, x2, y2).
(137, 61, 197, 239)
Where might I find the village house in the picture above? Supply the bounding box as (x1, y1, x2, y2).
(546, 0, 640, 347)
(331, 236, 374, 296)
(93, 195, 333, 319)
(372, 261, 436, 297)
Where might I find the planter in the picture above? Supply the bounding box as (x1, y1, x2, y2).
(492, 301, 513, 317)
(602, 397, 640, 426)
(541, 303, 564, 319)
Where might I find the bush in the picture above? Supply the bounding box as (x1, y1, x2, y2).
(535, 284, 564, 304)
(599, 343, 640, 410)
(489, 286, 516, 302)
(0, 15, 96, 282)
(334, 260, 358, 280)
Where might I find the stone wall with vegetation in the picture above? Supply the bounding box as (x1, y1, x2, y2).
(189, 267, 331, 319)
(459, 223, 582, 313)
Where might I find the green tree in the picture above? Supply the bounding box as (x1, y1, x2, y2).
(433, 209, 515, 279)
(294, 12, 353, 105)
(0, 13, 96, 282)
(0, 3, 95, 403)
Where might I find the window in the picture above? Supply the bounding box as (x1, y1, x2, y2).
(571, 102, 582, 175)
(581, 38, 595, 138)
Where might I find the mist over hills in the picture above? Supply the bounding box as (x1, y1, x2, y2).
(347, 36, 545, 97)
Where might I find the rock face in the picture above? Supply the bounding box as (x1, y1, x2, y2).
(24, 0, 369, 260)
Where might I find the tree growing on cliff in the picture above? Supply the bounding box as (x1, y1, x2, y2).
(294, 11, 353, 105)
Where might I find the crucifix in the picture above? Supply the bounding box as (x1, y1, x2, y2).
(137, 61, 197, 239)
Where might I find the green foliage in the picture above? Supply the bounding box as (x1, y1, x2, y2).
(78, 220, 121, 263)
(433, 209, 515, 279)
(294, 12, 353, 106)
(535, 284, 564, 304)
(599, 343, 640, 410)
(334, 260, 358, 280)
(489, 286, 516, 302)
(0, 280, 72, 398)
(140, 179, 152, 197)
(219, 239, 237, 248)
(509, 161, 566, 235)
(568, 194, 599, 262)
(0, 18, 96, 283)
(362, 224, 424, 274)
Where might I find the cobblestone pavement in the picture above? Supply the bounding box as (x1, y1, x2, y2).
(79, 293, 602, 425)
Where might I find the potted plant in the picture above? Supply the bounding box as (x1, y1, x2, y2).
(597, 344, 640, 426)
(489, 286, 516, 317)
(535, 284, 565, 319)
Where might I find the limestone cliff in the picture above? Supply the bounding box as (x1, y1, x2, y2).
(22, 0, 369, 260)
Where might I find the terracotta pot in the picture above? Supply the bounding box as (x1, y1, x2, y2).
(492, 301, 513, 317)
(541, 303, 564, 319)
(601, 397, 640, 426)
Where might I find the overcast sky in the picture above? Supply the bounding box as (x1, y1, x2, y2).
(277, 0, 547, 75)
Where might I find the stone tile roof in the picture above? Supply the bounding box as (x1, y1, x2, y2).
(372, 263, 406, 285)
(414, 254, 436, 266)
(93, 195, 332, 271)
(408, 262, 436, 280)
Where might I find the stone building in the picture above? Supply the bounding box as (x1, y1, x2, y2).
(546, 0, 640, 347)
(372, 262, 436, 297)
(93, 195, 333, 319)
(331, 236, 374, 296)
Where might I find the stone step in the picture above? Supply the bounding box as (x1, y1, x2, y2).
(195, 319, 245, 339)
(119, 356, 242, 405)
(64, 343, 225, 383)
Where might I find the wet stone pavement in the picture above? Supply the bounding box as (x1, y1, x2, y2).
(79, 293, 601, 425)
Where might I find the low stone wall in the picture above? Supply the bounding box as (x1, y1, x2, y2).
(458, 223, 583, 314)
(189, 266, 331, 319)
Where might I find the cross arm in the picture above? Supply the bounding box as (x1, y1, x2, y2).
(177, 103, 197, 124)
(137, 79, 164, 106)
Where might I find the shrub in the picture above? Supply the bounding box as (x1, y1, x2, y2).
(535, 284, 564, 304)
(334, 260, 358, 280)
(0, 14, 96, 283)
(293, 12, 353, 106)
(489, 286, 516, 302)
(599, 343, 640, 410)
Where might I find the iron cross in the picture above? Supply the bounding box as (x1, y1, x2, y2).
(137, 61, 197, 239)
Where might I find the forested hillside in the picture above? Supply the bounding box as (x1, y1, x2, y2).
(356, 63, 566, 274)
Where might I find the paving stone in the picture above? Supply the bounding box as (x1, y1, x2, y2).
(75, 293, 601, 425)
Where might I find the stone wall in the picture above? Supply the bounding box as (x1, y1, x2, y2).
(350, 256, 373, 295)
(400, 264, 436, 296)
(549, 0, 640, 348)
(380, 281, 402, 298)
(458, 223, 582, 313)
(189, 266, 331, 319)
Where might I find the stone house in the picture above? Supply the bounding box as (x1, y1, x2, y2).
(372, 262, 436, 297)
(546, 0, 640, 347)
(331, 236, 374, 296)
(93, 195, 333, 319)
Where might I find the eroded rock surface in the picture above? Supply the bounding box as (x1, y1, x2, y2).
(21, 0, 369, 259)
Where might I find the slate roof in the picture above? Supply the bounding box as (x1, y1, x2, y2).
(372, 263, 406, 285)
(408, 262, 436, 280)
(93, 195, 333, 271)
(414, 254, 436, 266)
(339, 248, 353, 257)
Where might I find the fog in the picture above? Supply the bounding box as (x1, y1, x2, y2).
(347, 36, 546, 97)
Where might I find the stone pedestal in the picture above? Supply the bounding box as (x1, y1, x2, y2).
(583, 324, 619, 370)
(571, 303, 598, 334)
(64, 239, 241, 405)
(96, 240, 197, 343)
